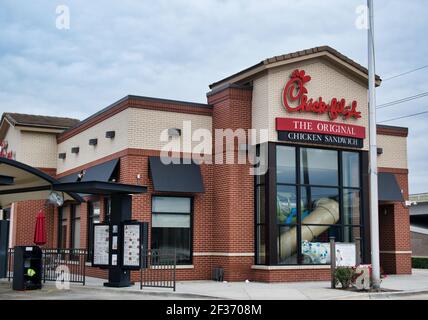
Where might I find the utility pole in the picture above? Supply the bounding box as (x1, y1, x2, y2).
(367, 0, 381, 289)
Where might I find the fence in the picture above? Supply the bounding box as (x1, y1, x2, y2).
(8, 248, 87, 285)
(140, 249, 176, 291)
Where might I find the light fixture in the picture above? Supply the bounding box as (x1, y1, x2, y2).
(168, 128, 181, 137)
(106, 131, 115, 139)
(89, 138, 98, 146)
(71, 147, 80, 154)
(58, 153, 66, 159)
(377, 147, 383, 155)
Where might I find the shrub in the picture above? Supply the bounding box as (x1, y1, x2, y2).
(334, 267, 358, 289)
(412, 257, 428, 269)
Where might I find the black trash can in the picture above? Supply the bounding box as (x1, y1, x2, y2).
(12, 246, 42, 291)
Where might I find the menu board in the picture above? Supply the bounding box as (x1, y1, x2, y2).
(93, 224, 110, 266)
(123, 224, 141, 268)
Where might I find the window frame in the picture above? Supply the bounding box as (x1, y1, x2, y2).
(256, 142, 365, 266)
(87, 200, 101, 262)
(150, 195, 193, 265)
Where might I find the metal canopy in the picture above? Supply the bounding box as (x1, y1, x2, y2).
(53, 181, 147, 195)
(0, 157, 83, 207)
(149, 156, 204, 193)
(378, 172, 404, 202)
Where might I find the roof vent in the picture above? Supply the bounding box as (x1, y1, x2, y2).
(71, 147, 80, 154)
(89, 138, 98, 146)
(58, 153, 66, 159)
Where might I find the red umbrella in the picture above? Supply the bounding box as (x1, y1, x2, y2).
(34, 210, 47, 246)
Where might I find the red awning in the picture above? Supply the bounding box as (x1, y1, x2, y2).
(33, 210, 46, 246)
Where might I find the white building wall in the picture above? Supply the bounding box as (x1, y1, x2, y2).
(57, 108, 212, 174)
(377, 134, 408, 169)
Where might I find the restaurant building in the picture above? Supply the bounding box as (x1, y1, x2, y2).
(0, 46, 411, 282)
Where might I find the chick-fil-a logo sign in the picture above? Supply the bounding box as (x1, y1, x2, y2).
(282, 69, 361, 121)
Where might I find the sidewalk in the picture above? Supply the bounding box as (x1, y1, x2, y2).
(2, 269, 428, 300)
(60, 268, 428, 300)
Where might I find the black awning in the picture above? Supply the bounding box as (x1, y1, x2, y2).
(59, 158, 119, 183)
(81, 158, 119, 182)
(58, 172, 79, 183)
(149, 156, 204, 193)
(378, 172, 403, 202)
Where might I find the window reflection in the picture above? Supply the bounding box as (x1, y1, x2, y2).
(300, 148, 338, 186)
(276, 146, 296, 184)
(276, 185, 297, 224)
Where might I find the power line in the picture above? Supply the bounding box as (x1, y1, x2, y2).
(382, 64, 428, 82)
(378, 109, 428, 123)
(377, 91, 428, 109)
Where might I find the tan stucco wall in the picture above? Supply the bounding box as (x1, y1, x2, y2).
(377, 134, 408, 169)
(57, 109, 130, 173)
(19, 131, 58, 168)
(251, 58, 369, 150)
(57, 108, 212, 173)
(2, 125, 58, 168)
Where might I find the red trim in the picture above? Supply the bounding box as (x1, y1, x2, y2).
(276, 118, 366, 139)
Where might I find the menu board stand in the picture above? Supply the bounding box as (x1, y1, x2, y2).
(103, 194, 133, 288)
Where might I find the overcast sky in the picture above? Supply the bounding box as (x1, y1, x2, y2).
(0, 0, 427, 193)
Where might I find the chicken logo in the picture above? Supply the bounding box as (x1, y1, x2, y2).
(282, 69, 361, 121)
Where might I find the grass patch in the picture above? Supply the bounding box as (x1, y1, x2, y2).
(412, 257, 428, 269)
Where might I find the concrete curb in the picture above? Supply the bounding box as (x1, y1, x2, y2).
(368, 289, 428, 299)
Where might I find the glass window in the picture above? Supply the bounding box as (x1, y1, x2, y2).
(58, 207, 67, 249)
(152, 196, 191, 213)
(87, 201, 101, 261)
(301, 187, 340, 225)
(278, 225, 298, 264)
(151, 196, 192, 265)
(343, 189, 361, 225)
(342, 151, 360, 188)
(276, 185, 298, 225)
(256, 186, 265, 224)
(256, 225, 266, 264)
(70, 205, 81, 249)
(152, 214, 190, 228)
(276, 145, 296, 184)
(300, 148, 338, 186)
(104, 197, 111, 223)
(255, 145, 363, 266)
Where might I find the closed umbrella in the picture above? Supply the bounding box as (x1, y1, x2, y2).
(33, 210, 46, 246)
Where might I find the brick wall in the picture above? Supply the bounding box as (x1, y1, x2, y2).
(378, 168, 412, 274)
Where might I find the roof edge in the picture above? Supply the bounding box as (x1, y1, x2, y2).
(209, 46, 381, 89)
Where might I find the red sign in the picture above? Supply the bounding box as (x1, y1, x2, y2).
(276, 118, 366, 139)
(282, 69, 361, 120)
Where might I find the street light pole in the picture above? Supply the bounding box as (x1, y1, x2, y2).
(367, 0, 381, 289)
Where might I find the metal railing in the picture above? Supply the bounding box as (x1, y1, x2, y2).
(7, 248, 87, 285)
(42, 248, 86, 285)
(140, 249, 176, 291)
